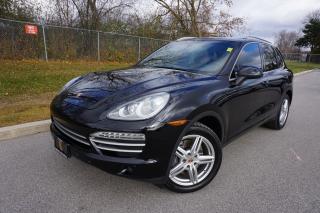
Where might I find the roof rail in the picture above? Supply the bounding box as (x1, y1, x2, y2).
(246, 36, 272, 44)
(176, 37, 197, 41)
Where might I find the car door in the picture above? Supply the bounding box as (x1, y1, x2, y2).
(260, 44, 286, 118)
(222, 42, 270, 139)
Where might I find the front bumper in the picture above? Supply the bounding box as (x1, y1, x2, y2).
(50, 119, 185, 183)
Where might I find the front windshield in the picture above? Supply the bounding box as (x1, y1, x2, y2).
(138, 40, 237, 75)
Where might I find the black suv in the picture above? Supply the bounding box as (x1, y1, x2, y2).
(50, 37, 293, 192)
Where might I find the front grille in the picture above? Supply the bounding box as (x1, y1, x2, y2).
(53, 120, 90, 146)
(53, 119, 145, 155)
(89, 132, 146, 153)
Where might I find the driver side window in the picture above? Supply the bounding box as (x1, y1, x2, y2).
(231, 43, 262, 79)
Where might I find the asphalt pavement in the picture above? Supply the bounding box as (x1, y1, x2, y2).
(0, 71, 320, 213)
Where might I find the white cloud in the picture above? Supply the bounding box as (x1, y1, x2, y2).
(229, 0, 320, 43)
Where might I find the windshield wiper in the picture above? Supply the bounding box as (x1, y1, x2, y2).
(140, 58, 163, 65)
(151, 65, 193, 73)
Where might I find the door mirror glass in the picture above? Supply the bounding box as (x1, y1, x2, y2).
(237, 66, 263, 79)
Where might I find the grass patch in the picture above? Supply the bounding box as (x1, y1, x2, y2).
(0, 59, 130, 98)
(0, 104, 49, 127)
(0, 60, 129, 127)
(285, 60, 320, 73)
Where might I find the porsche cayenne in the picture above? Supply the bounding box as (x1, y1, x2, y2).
(50, 37, 293, 192)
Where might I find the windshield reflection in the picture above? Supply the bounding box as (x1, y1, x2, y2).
(138, 40, 237, 75)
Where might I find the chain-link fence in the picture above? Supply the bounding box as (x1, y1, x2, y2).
(2, 18, 320, 64)
(0, 18, 168, 63)
(282, 52, 320, 63)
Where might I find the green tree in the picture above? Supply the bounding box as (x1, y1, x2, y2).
(296, 10, 320, 54)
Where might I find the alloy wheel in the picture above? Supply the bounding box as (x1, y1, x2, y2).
(279, 98, 289, 126)
(169, 135, 215, 186)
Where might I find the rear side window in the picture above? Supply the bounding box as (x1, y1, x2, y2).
(231, 43, 262, 79)
(274, 47, 284, 68)
(262, 45, 281, 71)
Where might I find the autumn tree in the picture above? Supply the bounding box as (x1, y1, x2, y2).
(153, 0, 244, 37)
(275, 30, 300, 53)
(47, 0, 78, 26)
(0, 0, 39, 21)
(102, 13, 170, 38)
(47, 0, 134, 30)
(70, 0, 134, 30)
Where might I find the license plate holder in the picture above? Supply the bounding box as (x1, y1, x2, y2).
(54, 136, 71, 158)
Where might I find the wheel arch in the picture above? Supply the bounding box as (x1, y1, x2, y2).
(186, 106, 227, 143)
(286, 89, 293, 104)
(196, 115, 223, 142)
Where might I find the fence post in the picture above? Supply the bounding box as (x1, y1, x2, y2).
(11, 26, 15, 57)
(308, 53, 311, 63)
(97, 31, 100, 62)
(41, 24, 48, 62)
(138, 37, 141, 61)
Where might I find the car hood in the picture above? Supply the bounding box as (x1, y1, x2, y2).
(58, 66, 207, 110)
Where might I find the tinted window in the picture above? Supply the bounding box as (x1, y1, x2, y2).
(263, 45, 280, 71)
(235, 43, 262, 69)
(274, 47, 284, 68)
(138, 40, 237, 75)
(230, 43, 261, 79)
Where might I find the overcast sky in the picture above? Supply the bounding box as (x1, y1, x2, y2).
(228, 0, 319, 43)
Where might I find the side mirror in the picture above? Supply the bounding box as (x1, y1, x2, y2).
(233, 66, 263, 85)
(237, 66, 263, 79)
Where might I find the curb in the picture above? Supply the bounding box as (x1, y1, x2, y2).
(0, 69, 317, 141)
(294, 69, 316, 76)
(0, 120, 51, 141)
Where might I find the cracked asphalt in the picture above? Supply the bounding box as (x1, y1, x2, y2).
(0, 71, 320, 213)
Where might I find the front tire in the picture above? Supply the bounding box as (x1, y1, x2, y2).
(165, 122, 222, 193)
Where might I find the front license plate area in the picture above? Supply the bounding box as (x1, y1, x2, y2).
(54, 136, 71, 158)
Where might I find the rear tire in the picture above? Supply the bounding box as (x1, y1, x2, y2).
(265, 95, 290, 130)
(165, 122, 222, 193)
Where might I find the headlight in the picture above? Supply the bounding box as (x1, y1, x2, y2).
(59, 76, 81, 93)
(107, 92, 170, 120)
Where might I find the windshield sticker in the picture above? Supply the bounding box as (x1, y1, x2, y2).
(226, 47, 233, 52)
